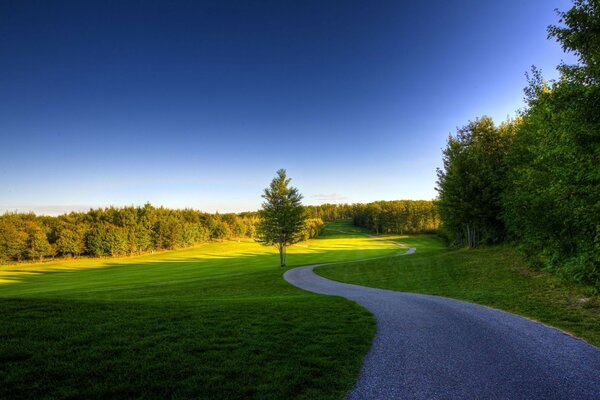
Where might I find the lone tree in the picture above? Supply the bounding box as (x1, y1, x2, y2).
(257, 169, 307, 267)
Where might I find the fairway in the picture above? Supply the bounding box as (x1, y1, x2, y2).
(0, 223, 397, 399)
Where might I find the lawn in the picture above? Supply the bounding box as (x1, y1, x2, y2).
(0, 226, 398, 400)
(316, 234, 600, 348)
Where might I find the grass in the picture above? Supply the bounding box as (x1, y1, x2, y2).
(0, 224, 398, 400)
(6, 221, 597, 399)
(316, 234, 600, 348)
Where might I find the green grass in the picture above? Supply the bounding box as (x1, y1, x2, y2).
(0, 224, 398, 400)
(7, 222, 597, 399)
(316, 234, 600, 347)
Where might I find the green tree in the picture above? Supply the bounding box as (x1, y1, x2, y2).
(436, 116, 513, 247)
(300, 218, 325, 241)
(547, 0, 600, 84)
(351, 201, 440, 235)
(23, 220, 53, 261)
(55, 223, 86, 257)
(0, 216, 28, 262)
(256, 169, 307, 267)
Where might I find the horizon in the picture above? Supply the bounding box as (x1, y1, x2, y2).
(0, 197, 429, 217)
(0, 0, 574, 215)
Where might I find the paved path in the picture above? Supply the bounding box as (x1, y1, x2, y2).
(283, 236, 600, 399)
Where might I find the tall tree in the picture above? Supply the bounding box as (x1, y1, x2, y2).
(436, 116, 513, 247)
(256, 169, 307, 267)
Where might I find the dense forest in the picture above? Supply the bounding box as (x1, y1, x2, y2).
(307, 201, 440, 234)
(0, 204, 324, 263)
(305, 203, 356, 221)
(436, 0, 600, 288)
(351, 201, 440, 234)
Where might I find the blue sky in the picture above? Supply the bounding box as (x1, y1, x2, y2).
(0, 0, 575, 215)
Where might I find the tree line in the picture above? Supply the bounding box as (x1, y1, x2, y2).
(436, 0, 600, 288)
(0, 204, 323, 263)
(305, 203, 356, 221)
(352, 201, 440, 234)
(305, 201, 440, 234)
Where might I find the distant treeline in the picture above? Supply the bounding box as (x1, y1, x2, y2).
(306, 201, 440, 234)
(352, 201, 440, 234)
(0, 204, 323, 263)
(305, 204, 355, 221)
(436, 1, 600, 288)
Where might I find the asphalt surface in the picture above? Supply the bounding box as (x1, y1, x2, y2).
(283, 244, 600, 399)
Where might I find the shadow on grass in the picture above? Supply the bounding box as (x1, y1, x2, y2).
(0, 292, 375, 400)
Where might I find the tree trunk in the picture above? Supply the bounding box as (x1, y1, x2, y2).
(466, 223, 472, 248)
(282, 245, 286, 267)
(279, 243, 285, 267)
(465, 223, 478, 248)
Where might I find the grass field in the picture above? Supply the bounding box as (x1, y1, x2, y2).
(5, 221, 598, 399)
(0, 223, 398, 400)
(317, 234, 600, 348)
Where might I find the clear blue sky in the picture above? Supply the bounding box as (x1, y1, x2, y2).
(0, 0, 575, 215)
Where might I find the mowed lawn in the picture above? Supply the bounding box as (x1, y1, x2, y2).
(0, 225, 398, 400)
(317, 234, 600, 348)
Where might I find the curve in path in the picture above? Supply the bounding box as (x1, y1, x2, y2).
(284, 234, 600, 399)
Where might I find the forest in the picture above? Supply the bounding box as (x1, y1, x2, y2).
(0, 204, 324, 263)
(351, 200, 440, 234)
(436, 0, 600, 288)
(0, 200, 439, 263)
(305, 200, 440, 235)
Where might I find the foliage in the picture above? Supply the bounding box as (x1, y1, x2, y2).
(0, 204, 259, 263)
(54, 221, 86, 257)
(436, 117, 514, 247)
(300, 218, 325, 241)
(505, 0, 600, 287)
(23, 220, 54, 261)
(305, 203, 356, 221)
(503, 70, 600, 286)
(435, 0, 600, 287)
(304, 201, 440, 235)
(547, 0, 600, 84)
(0, 215, 28, 262)
(256, 169, 308, 267)
(352, 200, 440, 234)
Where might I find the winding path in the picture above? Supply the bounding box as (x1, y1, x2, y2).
(284, 235, 600, 399)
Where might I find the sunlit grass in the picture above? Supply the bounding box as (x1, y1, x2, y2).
(0, 224, 396, 399)
(0, 233, 396, 295)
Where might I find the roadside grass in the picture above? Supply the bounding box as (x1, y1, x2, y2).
(316, 234, 600, 348)
(0, 227, 398, 400)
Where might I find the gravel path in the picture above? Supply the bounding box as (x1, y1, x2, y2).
(283, 238, 600, 399)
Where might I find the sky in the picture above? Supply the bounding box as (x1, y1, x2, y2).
(0, 0, 576, 215)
